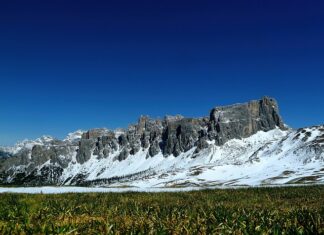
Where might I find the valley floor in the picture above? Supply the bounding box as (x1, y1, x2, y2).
(0, 186, 323, 234)
(0, 184, 323, 194)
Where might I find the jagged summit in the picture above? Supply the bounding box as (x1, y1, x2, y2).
(77, 96, 284, 160)
(0, 97, 323, 187)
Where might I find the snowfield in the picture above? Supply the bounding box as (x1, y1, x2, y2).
(1, 126, 324, 190)
(55, 128, 324, 188)
(0, 186, 204, 194)
(1, 184, 323, 194)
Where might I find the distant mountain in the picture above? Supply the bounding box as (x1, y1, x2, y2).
(0, 150, 11, 159)
(0, 97, 323, 187)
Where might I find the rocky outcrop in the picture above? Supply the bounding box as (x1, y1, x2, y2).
(161, 118, 208, 156)
(76, 139, 96, 164)
(208, 97, 285, 145)
(0, 96, 287, 185)
(82, 128, 110, 140)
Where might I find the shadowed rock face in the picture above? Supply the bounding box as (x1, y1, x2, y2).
(0, 97, 287, 185)
(208, 97, 285, 145)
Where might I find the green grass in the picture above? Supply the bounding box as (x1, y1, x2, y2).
(0, 186, 323, 234)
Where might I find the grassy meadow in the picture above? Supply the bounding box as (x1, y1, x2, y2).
(0, 186, 323, 234)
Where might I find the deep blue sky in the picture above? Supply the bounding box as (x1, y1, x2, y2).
(0, 0, 324, 145)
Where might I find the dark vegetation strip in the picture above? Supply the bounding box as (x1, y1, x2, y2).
(0, 186, 323, 234)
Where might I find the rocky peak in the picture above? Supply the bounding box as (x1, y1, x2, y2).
(208, 96, 285, 144)
(81, 128, 110, 140)
(64, 130, 84, 143)
(164, 115, 184, 123)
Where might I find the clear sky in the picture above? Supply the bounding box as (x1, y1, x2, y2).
(0, 0, 324, 145)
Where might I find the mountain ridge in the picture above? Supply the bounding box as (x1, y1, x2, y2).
(0, 96, 323, 187)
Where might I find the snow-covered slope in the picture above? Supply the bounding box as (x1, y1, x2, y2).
(0, 130, 84, 156)
(2, 126, 322, 188)
(1, 136, 55, 155)
(56, 127, 323, 187)
(63, 130, 84, 143)
(0, 136, 58, 160)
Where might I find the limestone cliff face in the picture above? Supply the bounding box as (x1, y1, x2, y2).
(0, 97, 287, 185)
(72, 96, 285, 161)
(208, 97, 285, 145)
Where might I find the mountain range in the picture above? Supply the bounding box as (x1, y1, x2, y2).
(0, 97, 323, 188)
